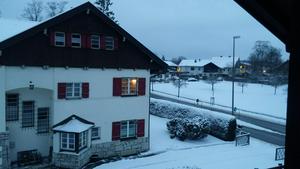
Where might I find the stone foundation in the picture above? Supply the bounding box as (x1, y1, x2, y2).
(92, 137, 149, 158)
(0, 132, 9, 169)
(52, 137, 149, 169)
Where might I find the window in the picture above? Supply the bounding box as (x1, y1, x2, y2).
(6, 94, 19, 121)
(191, 67, 195, 71)
(120, 120, 136, 139)
(91, 127, 100, 140)
(55, 32, 65, 46)
(71, 33, 81, 48)
(79, 131, 88, 149)
(121, 78, 138, 96)
(66, 83, 81, 99)
(22, 101, 34, 127)
(61, 133, 75, 151)
(105, 36, 114, 50)
(37, 108, 49, 133)
(91, 35, 100, 49)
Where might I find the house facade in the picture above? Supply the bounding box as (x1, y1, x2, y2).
(0, 2, 166, 169)
(178, 59, 221, 78)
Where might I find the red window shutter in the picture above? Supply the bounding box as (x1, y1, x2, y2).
(100, 35, 105, 49)
(81, 34, 87, 48)
(112, 122, 120, 141)
(50, 32, 55, 46)
(57, 83, 66, 99)
(113, 78, 122, 96)
(138, 78, 146, 96)
(137, 119, 145, 137)
(82, 82, 89, 98)
(86, 35, 91, 48)
(114, 37, 119, 50)
(66, 33, 72, 47)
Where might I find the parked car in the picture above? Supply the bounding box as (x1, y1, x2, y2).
(187, 77, 197, 82)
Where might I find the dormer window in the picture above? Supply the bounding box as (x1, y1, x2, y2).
(91, 35, 100, 49)
(105, 36, 114, 50)
(71, 33, 81, 48)
(55, 32, 65, 47)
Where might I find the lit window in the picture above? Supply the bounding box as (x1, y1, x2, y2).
(105, 36, 114, 50)
(121, 78, 138, 96)
(55, 32, 65, 46)
(71, 33, 81, 48)
(61, 132, 75, 151)
(66, 83, 81, 99)
(120, 120, 136, 139)
(91, 127, 100, 140)
(91, 35, 100, 49)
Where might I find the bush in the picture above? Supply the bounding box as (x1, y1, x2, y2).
(151, 98, 236, 141)
(166, 117, 210, 141)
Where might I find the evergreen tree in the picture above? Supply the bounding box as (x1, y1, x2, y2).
(95, 0, 117, 22)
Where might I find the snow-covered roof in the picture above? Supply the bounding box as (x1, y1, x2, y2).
(179, 59, 211, 67)
(53, 117, 94, 133)
(0, 18, 38, 42)
(164, 61, 177, 67)
(179, 56, 239, 68)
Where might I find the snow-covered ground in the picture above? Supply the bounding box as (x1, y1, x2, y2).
(152, 80, 288, 119)
(94, 115, 283, 169)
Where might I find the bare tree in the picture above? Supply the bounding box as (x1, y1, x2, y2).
(46, 1, 67, 18)
(237, 82, 248, 93)
(21, 0, 44, 21)
(204, 76, 219, 97)
(171, 56, 186, 65)
(172, 78, 188, 97)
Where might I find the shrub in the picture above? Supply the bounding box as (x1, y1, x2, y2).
(151, 98, 236, 141)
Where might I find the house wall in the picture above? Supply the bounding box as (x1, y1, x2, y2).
(3, 66, 150, 167)
(179, 66, 203, 76)
(6, 88, 53, 162)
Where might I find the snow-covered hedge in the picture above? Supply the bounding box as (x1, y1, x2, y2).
(150, 98, 237, 141)
(167, 117, 210, 141)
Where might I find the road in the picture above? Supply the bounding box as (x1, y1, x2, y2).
(151, 93, 286, 146)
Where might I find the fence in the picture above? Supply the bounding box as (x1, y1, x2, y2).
(275, 147, 285, 161)
(151, 89, 286, 121)
(235, 129, 250, 146)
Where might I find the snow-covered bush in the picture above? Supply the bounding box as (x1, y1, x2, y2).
(166, 117, 210, 141)
(150, 98, 236, 141)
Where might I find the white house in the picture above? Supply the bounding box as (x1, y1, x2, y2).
(0, 2, 166, 169)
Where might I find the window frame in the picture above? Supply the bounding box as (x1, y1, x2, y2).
(71, 33, 81, 48)
(37, 107, 50, 133)
(91, 127, 101, 140)
(91, 35, 100, 49)
(79, 131, 88, 150)
(105, 36, 114, 50)
(54, 32, 65, 47)
(60, 132, 75, 151)
(121, 78, 138, 96)
(120, 120, 137, 139)
(22, 101, 34, 128)
(66, 83, 82, 99)
(6, 94, 19, 121)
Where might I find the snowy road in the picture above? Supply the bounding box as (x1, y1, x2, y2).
(151, 93, 285, 145)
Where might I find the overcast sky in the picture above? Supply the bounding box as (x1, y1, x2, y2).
(0, 0, 289, 60)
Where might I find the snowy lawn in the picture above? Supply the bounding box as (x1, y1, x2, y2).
(94, 115, 283, 169)
(152, 80, 288, 119)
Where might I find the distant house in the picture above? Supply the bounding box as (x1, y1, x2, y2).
(178, 59, 220, 78)
(0, 2, 166, 169)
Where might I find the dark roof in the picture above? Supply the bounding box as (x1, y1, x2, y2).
(234, 0, 290, 51)
(52, 114, 94, 129)
(0, 2, 167, 72)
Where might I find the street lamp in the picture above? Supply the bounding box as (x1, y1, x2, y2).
(232, 35, 240, 115)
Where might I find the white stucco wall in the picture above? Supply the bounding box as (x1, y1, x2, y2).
(180, 66, 203, 76)
(6, 88, 53, 161)
(4, 66, 150, 157)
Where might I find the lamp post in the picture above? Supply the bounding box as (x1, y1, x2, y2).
(232, 35, 240, 115)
